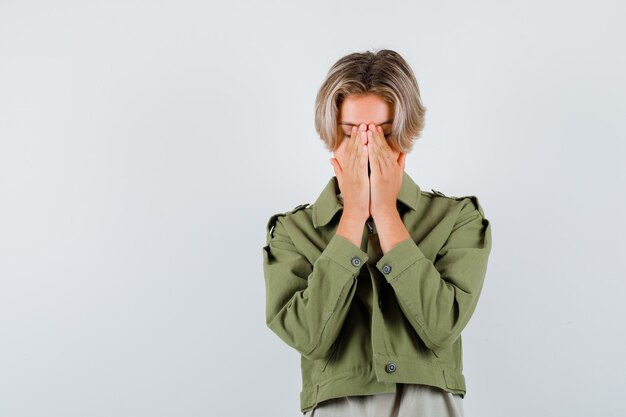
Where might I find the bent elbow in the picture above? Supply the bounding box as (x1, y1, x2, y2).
(302, 350, 326, 361)
(265, 320, 333, 361)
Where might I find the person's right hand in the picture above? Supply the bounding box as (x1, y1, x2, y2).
(330, 124, 370, 221)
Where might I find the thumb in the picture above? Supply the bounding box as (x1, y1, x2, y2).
(330, 158, 340, 175)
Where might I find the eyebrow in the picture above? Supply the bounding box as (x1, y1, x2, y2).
(340, 119, 394, 126)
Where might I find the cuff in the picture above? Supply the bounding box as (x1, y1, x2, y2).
(376, 237, 426, 282)
(322, 234, 370, 273)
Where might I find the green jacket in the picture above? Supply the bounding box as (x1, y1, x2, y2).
(262, 171, 492, 415)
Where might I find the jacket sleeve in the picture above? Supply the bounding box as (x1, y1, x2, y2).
(263, 215, 369, 360)
(375, 197, 492, 354)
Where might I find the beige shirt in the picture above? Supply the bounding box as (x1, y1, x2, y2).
(304, 383, 464, 416)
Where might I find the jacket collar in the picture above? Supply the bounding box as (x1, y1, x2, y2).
(312, 171, 422, 229)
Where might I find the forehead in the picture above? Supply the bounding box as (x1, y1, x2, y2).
(338, 94, 394, 126)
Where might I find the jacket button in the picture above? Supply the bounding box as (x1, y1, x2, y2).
(351, 256, 362, 267)
(382, 264, 392, 274)
(385, 362, 396, 373)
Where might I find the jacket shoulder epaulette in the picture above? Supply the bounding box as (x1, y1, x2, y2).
(430, 189, 485, 217)
(265, 203, 310, 242)
(291, 203, 310, 212)
(451, 194, 485, 218)
(430, 188, 448, 198)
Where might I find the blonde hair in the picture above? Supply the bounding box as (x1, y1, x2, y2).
(314, 49, 427, 154)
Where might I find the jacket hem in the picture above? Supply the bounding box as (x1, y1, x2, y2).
(299, 361, 466, 414)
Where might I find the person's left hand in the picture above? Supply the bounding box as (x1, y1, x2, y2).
(366, 123, 406, 219)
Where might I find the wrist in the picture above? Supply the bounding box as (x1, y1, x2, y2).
(371, 205, 399, 221)
(342, 207, 369, 223)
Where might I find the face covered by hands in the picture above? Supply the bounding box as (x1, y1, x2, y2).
(329, 123, 371, 221)
(365, 123, 406, 219)
(332, 123, 406, 219)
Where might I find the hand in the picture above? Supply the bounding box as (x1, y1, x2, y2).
(330, 123, 370, 221)
(366, 123, 406, 219)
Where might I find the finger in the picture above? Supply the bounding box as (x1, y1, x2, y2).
(379, 125, 396, 168)
(367, 125, 385, 174)
(367, 126, 383, 169)
(367, 132, 382, 178)
(333, 141, 344, 164)
(372, 125, 394, 169)
(359, 141, 368, 180)
(350, 128, 367, 172)
(398, 153, 406, 182)
(330, 157, 342, 178)
(348, 125, 359, 151)
(346, 125, 360, 172)
(343, 125, 356, 152)
(333, 134, 347, 166)
(397, 152, 405, 168)
(369, 128, 387, 176)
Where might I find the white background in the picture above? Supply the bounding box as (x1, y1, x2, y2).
(1, 1, 624, 416)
